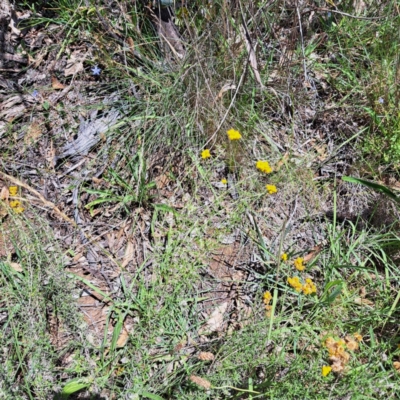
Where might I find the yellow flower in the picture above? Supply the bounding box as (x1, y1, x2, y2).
(353, 333, 363, 342)
(322, 365, 332, 377)
(281, 253, 288, 261)
(9, 200, 21, 208)
(13, 206, 24, 214)
(302, 278, 317, 295)
(256, 160, 272, 174)
(201, 149, 211, 159)
(9, 186, 18, 196)
(227, 128, 242, 141)
(294, 257, 305, 271)
(266, 184, 277, 194)
(263, 291, 272, 304)
(221, 178, 227, 184)
(287, 276, 302, 292)
(265, 304, 272, 317)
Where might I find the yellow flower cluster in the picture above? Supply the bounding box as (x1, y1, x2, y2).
(227, 128, 242, 141)
(8, 186, 24, 214)
(294, 257, 305, 271)
(281, 253, 288, 261)
(302, 278, 317, 295)
(266, 184, 277, 194)
(255, 160, 277, 194)
(256, 160, 272, 174)
(287, 276, 302, 292)
(323, 334, 363, 374)
(201, 149, 211, 159)
(287, 276, 316, 295)
(263, 291, 273, 317)
(221, 178, 227, 184)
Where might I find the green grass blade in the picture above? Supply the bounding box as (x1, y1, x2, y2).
(342, 176, 400, 203)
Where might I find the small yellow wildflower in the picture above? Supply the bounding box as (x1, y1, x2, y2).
(353, 333, 363, 342)
(294, 257, 305, 271)
(281, 253, 288, 261)
(287, 276, 302, 292)
(13, 206, 24, 214)
(322, 365, 332, 377)
(9, 200, 21, 208)
(256, 160, 272, 174)
(266, 184, 277, 194)
(9, 186, 18, 196)
(263, 291, 272, 304)
(227, 128, 242, 141)
(221, 178, 227, 184)
(201, 149, 211, 159)
(302, 278, 317, 295)
(265, 304, 272, 317)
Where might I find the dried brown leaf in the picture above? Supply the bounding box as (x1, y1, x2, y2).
(64, 53, 85, 76)
(9, 262, 23, 272)
(127, 36, 135, 53)
(51, 75, 65, 89)
(116, 325, 130, 348)
(303, 242, 325, 263)
(155, 174, 170, 190)
(121, 240, 134, 268)
(199, 302, 228, 334)
(354, 297, 374, 307)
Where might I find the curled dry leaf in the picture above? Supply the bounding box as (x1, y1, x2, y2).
(198, 352, 215, 361)
(216, 83, 237, 101)
(51, 75, 65, 89)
